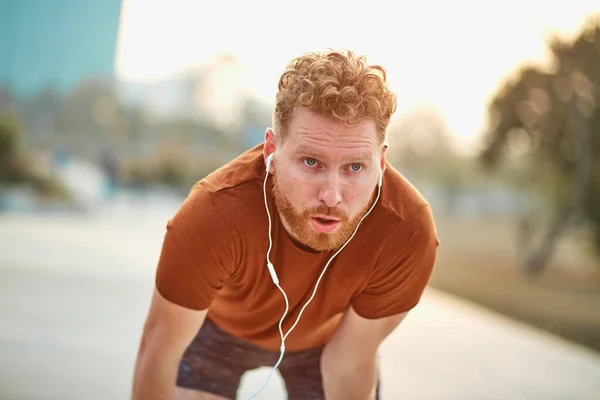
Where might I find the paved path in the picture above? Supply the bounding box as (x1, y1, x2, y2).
(1, 199, 599, 399)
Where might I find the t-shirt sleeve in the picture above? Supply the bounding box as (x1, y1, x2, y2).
(352, 205, 439, 319)
(155, 182, 237, 310)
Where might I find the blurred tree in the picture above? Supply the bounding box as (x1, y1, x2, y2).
(389, 108, 457, 173)
(388, 107, 475, 214)
(7, 69, 271, 193)
(480, 17, 600, 276)
(52, 79, 147, 155)
(0, 114, 67, 198)
(0, 115, 29, 183)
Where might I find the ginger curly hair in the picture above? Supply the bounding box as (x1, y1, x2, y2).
(272, 50, 397, 145)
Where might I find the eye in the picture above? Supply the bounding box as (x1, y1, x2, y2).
(304, 158, 318, 167)
(349, 163, 363, 172)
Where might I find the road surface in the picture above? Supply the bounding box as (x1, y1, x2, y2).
(1, 196, 599, 399)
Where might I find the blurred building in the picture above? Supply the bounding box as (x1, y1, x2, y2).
(0, 0, 122, 98)
(117, 77, 200, 121)
(117, 53, 253, 126)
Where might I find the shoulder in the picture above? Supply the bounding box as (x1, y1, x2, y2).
(175, 144, 266, 219)
(201, 143, 265, 194)
(169, 144, 268, 242)
(350, 168, 439, 317)
(369, 164, 439, 267)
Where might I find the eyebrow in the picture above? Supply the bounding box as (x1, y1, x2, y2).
(293, 145, 372, 162)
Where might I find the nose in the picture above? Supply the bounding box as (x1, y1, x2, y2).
(318, 172, 343, 208)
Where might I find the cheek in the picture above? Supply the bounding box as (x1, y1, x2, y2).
(346, 182, 374, 207)
(294, 178, 315, 202)
(282, 172, 313, 202)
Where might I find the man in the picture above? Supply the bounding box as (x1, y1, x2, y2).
(132, 50, 439, 400)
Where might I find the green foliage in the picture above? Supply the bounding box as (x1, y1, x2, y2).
(0, 114, 68, 198)
(0, 115, 21, 158)
(480, 16, 600, 260)
(0, 115, 29, 183)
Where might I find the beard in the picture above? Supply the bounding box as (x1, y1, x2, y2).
(272, 175, 373, 252)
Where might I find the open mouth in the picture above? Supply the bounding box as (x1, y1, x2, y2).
(310, 215, 341, 233)
(315, 217, 335, 224)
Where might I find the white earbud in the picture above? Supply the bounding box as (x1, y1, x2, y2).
(379, 140, 388, 187)
(266, 153, 274, 172)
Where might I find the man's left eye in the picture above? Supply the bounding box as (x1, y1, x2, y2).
(350, 164, 363, 172)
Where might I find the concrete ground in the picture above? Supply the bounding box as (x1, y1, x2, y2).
(1, 197, 599, 399)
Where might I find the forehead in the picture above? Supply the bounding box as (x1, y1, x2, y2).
(283, 108, 379, 157)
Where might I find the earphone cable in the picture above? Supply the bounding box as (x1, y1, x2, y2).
(249, 163, 381, 399)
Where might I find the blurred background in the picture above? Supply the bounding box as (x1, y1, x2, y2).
(1, 0, 600, 399)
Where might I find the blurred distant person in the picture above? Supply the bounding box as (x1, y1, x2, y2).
(132, 49, 439, 400)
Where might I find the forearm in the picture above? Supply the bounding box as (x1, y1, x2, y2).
(321, 353, 378, 400)
(132, 348, 181, 400)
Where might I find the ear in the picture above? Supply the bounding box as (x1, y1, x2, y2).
(380, 142, 388, 175)
(263, 128, 277, 173)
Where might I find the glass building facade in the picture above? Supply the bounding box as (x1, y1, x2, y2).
(0, 0, 122, 98)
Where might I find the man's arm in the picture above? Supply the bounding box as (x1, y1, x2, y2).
(131, 287, 207, 400)
(321, 306, 407, 400)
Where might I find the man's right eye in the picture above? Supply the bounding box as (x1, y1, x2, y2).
(303, 158, 317, 167)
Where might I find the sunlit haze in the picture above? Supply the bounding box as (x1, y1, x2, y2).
(115, 0, 598, 154)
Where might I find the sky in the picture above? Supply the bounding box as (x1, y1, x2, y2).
(114, 0, 599, 154)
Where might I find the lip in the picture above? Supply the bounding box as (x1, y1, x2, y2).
(312, 214, 341, 222)
(310, 216, 341, 233)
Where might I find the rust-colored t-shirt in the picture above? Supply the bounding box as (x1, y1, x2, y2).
(156, 144, 439, 351)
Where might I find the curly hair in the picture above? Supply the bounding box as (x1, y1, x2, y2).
(272, 50, 397, 145)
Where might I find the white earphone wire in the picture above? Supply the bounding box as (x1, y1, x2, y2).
(247, 168, 290, 400)
(248, 163, 382, 400)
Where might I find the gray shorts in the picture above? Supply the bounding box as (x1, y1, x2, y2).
(176, 317, 381, 399)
